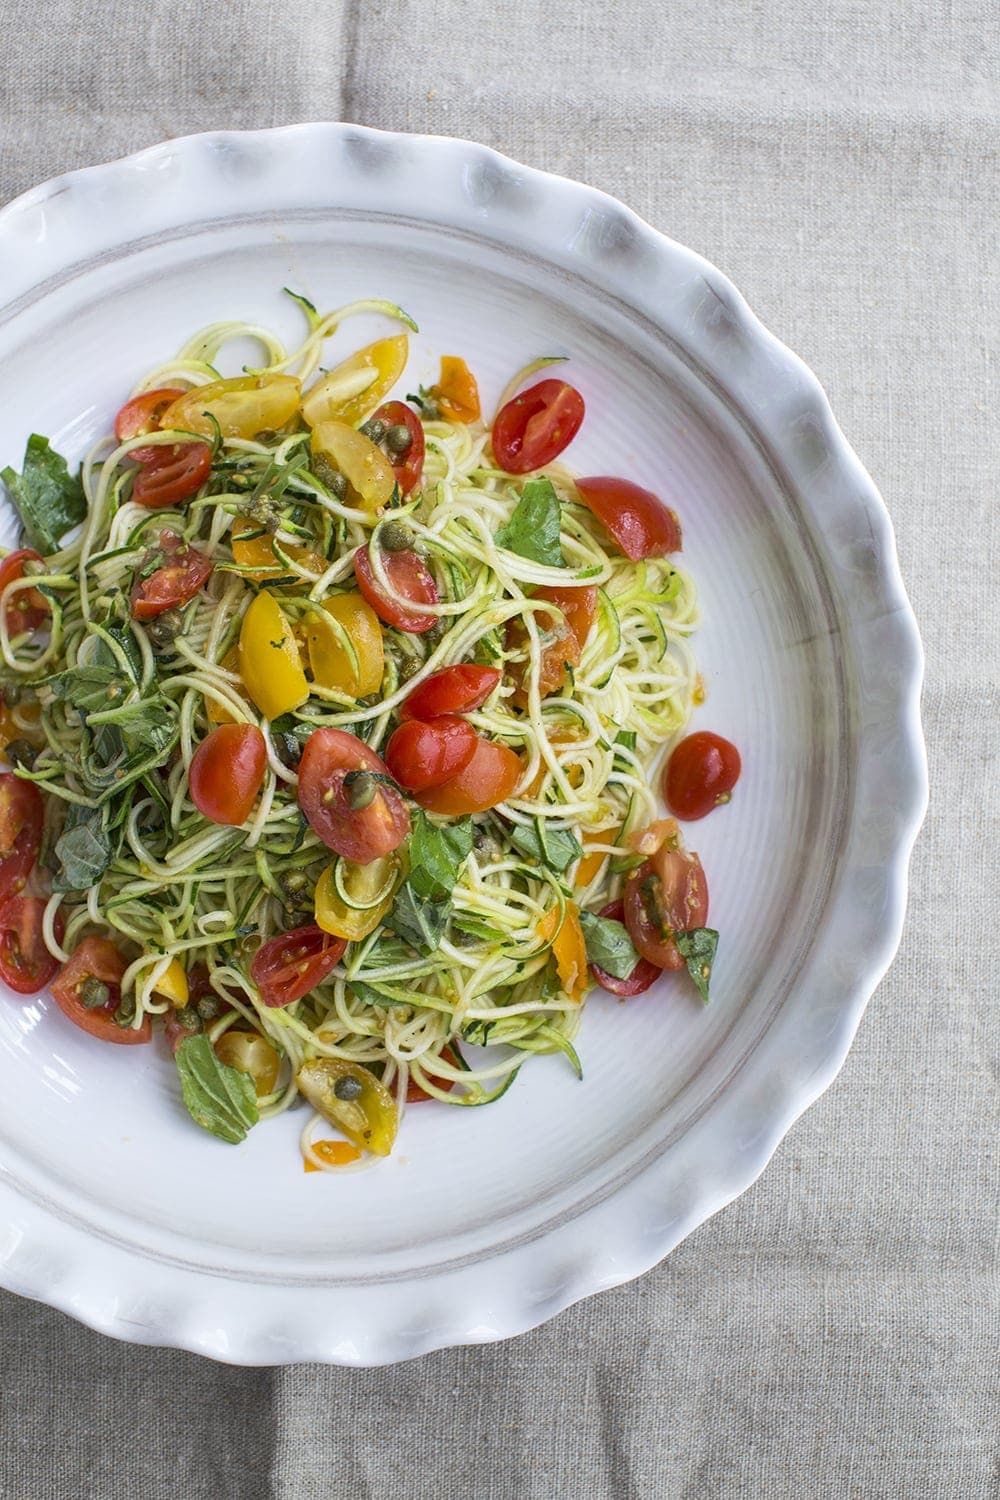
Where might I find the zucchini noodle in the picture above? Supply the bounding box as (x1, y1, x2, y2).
(0, 293, 702, 1172)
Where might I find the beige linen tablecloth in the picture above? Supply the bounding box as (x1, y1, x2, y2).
(0, 1, 996, 1495)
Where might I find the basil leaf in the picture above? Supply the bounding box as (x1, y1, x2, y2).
(674, 927, 719, 1003)
(407, 811, 473, 902)
(508, 820, 583, 875)
(385, 884, 448, 954)
(48, 665, 128, 715)
(579, 910, 640, 980)
(1, 434, 86, 554)
(90, 696, 176, 755)
(51, 819, 113, 893)
(495, 479, 565, 567)
(175, 1034, 259, 1144)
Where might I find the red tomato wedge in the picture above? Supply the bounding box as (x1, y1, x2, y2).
(384, 717, 478, 791)
(0, 549, 50, 636)
(251, 925, 347, 1008)
(373, 401, 425, 497)
(0, 775, 43, 904)
(491, 379, 585, 474)
(189, 724, 267, 826)
(663, 731, 742, 821)
(354, 545, 439, 634)
(130, 530, 213, 621)
(115, 387, 186, 463)
(132, 442, 212, 510)
(589, 899, 661, 998)
(0, 896, 62, 995)
(506, 584, 597, 707)
(297, 727, 410, 863)
(412, 738, 522, 816)
(399, 664, 501, 721)
(51, 937, 151, 1044)
(623, 838, 709, 970)
(575, 476, 682, 560)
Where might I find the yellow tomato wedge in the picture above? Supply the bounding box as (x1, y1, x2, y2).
(205, 645, 244, 726)
(574, 833, 612, 889)
(314, 854, 399, 940)
(296, 1058, 398, 1156)
(300, 335, 409, 428)
(239, 591, 309, 719)
(431, 356, 481, 423)
(304, 1139, 362, 1172)
(306, 593, 383, 697)
(153, 958, 189, 1009)
(214, 1031, 281, 1097)
(310, 421, 396, 512)
(160, 374, 301, 440)
(230, 519, 327, 580)
(536, 900, 588, 1003)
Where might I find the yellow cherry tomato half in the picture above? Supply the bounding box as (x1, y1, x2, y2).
(300, 335, 409, 428)
(305, 593, 384, 698)
(214, 1030, 281, 1097)
(537, 900, 588, 1003)
(310, 421, 397, 512)
(159, 374, 302, 441)
(152, 957, 189, 1009)
(239, 591, 309, 720)
(314, 854, 399, 941)
(296, 1057, 398, 1156)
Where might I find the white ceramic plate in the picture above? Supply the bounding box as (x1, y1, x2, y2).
(0, 124, 925, 1365)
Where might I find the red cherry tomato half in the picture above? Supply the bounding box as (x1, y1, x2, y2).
(189, 724, 267, 826)
(297, 727, 410, 863)
(491, 379, 585, 474)
(0, 896, 62, 995)
(384, 717, 478, 791)
(354, 545, 439, 634)
(506, 584, 597, 707)
(251, 924, 347, 1008)
(574, 476, 682, 560)
(0, 775, 44, 905)
(623, 841, 709, 970)
(399, 664, 501, 721)
(51, 936, 151, 1044)
(664, 731, 742, 820)
(0, 549, 50, 636)
(132, 442, 212, 510)
(412, 738, 522, 816)
(406, 1042, 461, 1102)
(590, 899, 661, 998)
(130, 530, 213, 621)
(114, 387, 186, 463)
(372, 401, 425, 497)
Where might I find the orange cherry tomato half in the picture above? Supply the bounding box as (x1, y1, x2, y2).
(297, 727, 410, 864)
(590, 899, 661, 998)
(0, 774, 43, 904)
(663, 731, 742, 821)
(354, 545, 439, 634)
(251, 924, 347, 1008)
(431, 357, 481, 424)
(491, 379, 585, 474)
(506, 584, 597, 707)
(0, 549, 50, 636)
(406, 1042, 461, 1102)
(0, 896, 63, 995)
(384, 716, 478, 791)
(623, 842, 709, 970)
(412, 738, 522, 816)
(132, 442, 212, 510)
(189, 724, 267, 826)
(575, 476, 682, 560)
(114, 386, 186, 463)
(51, 937, 151, 1044)
(130, 530, 213, 621)
(399, 664, 501, 721)
(372, 401, 425, 497)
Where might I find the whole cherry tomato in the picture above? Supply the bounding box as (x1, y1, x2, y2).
(491, 379, 585, 473)
(663, 731, 742, 820)
(354, 545, 439, 634)
(412, 738, 522, 816)
(297, 728, 410, 863)
(0, 896, 62, 994)
(399, 664, 501, 721)
(384, 717, 478, 791)
(251, 925, 347, 1008)
(589, 900, 661, 998)
(132, 443, 212, 510)
(130, 531, 213, 621)
(189, 724, 267, 826)
(372, 401, 425, 497)
(51, 937, 151, 1044)
(575, 476, 682, 560)
(0, 549, 49, 636)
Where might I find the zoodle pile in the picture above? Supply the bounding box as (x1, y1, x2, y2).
(0, 292, 733, 1171)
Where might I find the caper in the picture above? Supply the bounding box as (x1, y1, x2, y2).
(343, 770, 376, 810)
(1, 683, 22, 708)
(146, 610, 182, 649)
(385, 424, 413, 456)
(114, 992, 137, 1028)
(360, 418, 387, 444)
(175, 1007, 203, 1035)
(196, 993, 223, 1021)
(380, 521, 412, 552)
(333, 1075, 363, 1102)
(396, 654, 422, 684)
(80, 977, 111, 1010)
(280, 870, 310, 902)
(4, 738, 36, 771)
(313, 456, 348, 498)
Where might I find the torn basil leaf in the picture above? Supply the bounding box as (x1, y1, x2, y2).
(508, 819, 582, 875)
(51, 818, 113, 893)
(175, 1034, 259, 1144)
(673, 927, 719, 1003)
(1, 434, 86, 554)
(579, 910, 640, 980)
(385, 883, 448, 954)
(407, 812, 473, 903)
(495, 478, 565, 568)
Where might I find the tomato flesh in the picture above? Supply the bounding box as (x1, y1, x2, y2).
(0, 549, 50, 636)
(623, 842, 709, 970)
(297, 727, 410, 863)
(400, 664, 501, 721)
(372, 401, 425, 497)
(663, 731, 742, 820)
(575, 476, 682, 560)
(0, 775, 43, 904)
(115, 387, 186, 463)
(51, 936, 151, 1044)
(354, 545, 439, 634)
(412, 738, 522, 816)
(130, 530, 213, 621)
(406, 1043, 460, 1102)
(590, 900, 661, 998)
(384, 717, 478, 791)
(492, 379, 585, 474)
(0, 896, 62, 994)
(132, 443, 212, 510)
(506, 584, 596, 707)
(189, 724, 267, 826)
(251, 925, 347, 1008)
